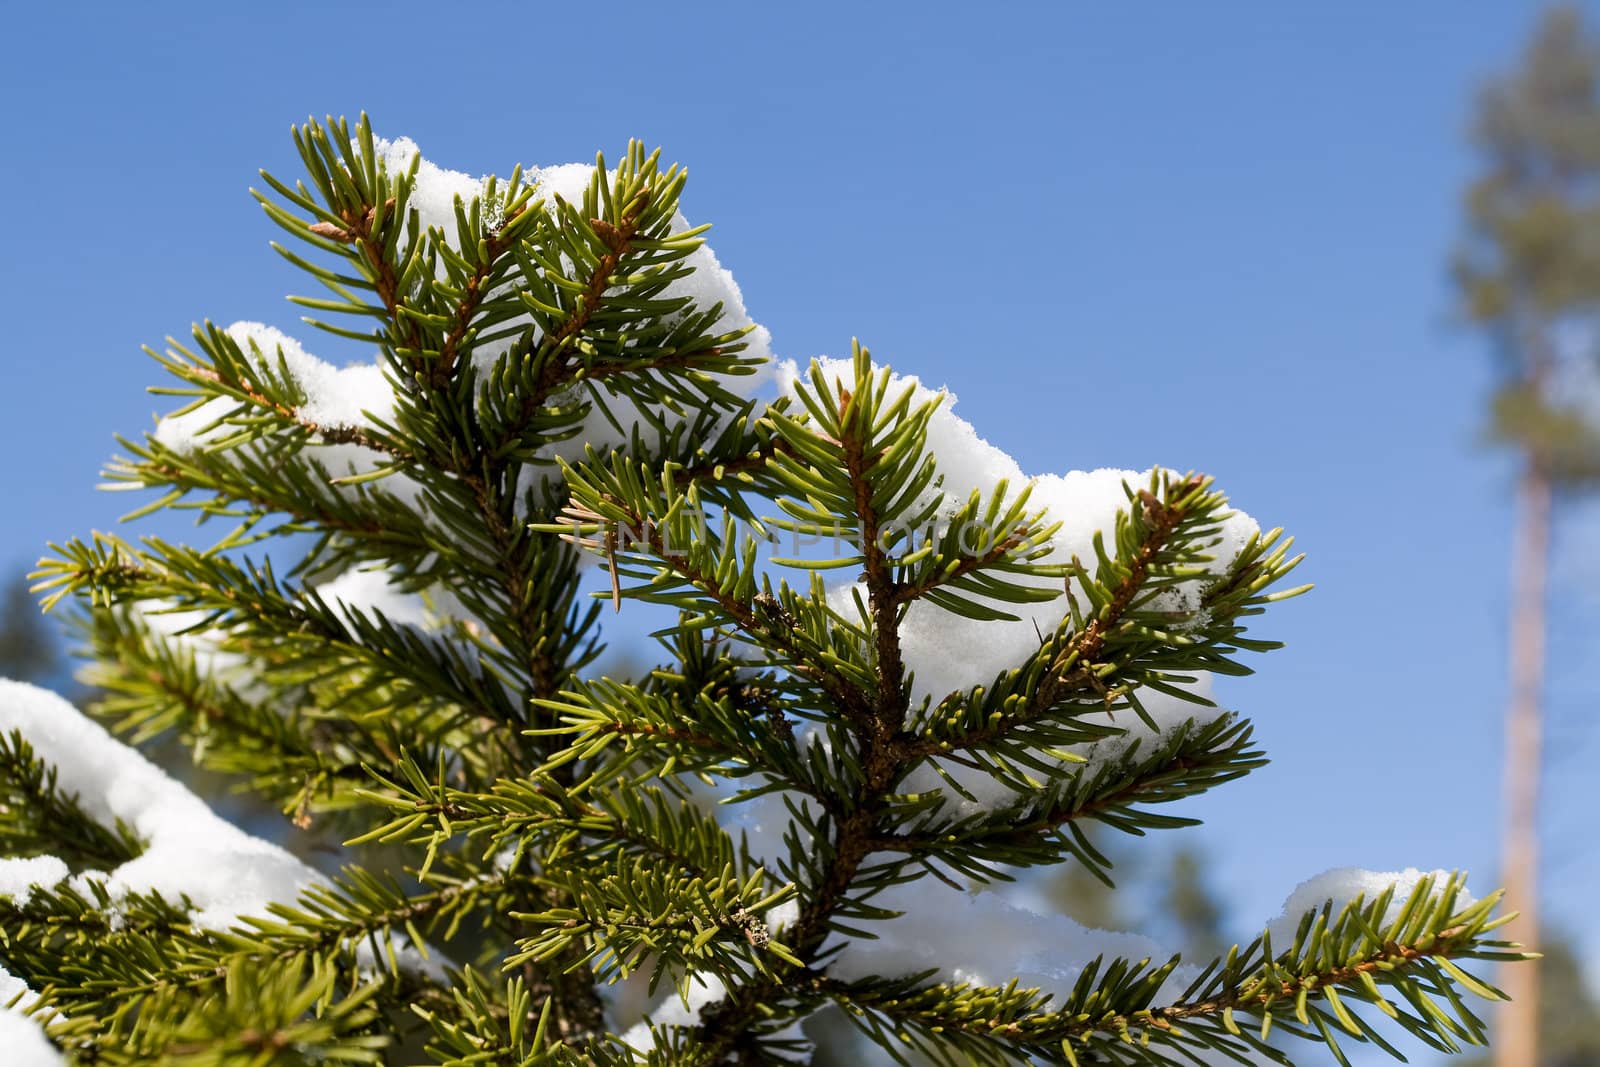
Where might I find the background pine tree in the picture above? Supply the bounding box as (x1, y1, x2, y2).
(0, 573, 59, 687)
(1463, 935, 1600, 1067)
(1454, 8, 1600, 1066)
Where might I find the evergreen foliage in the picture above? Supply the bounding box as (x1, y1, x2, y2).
(0, 116, 1527, 1065)
(1457, 4, 1600, 479)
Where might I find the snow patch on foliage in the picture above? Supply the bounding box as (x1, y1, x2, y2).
(0, 682, 446, 981)
(1, 897, 69, 1063)
(0, 856, 69, 903)
(531, 215, 776, 474)
(370, 135, 774, 374)
(764, 895, 801, 933)
(1267, 867, 1474, 948)
(316, 566, 434, 630)
(152, 400, 231, 454)
(373, 135, 776, 471)
(616, 969, 810, 1056)
(314, 566, 486, 657)
(155, 137, 776, 535)
(617, 972, 728, 1052)
(147, 323, 425, 506)
(230, 322, 392, 430)
(154, 322, 393, 455)
(774, 358, 1022, 520)
(818, 868, 1476, 1023)
(0, 680, 315, 928)
(781, 357, 1258, 710)
(0, 966, 63, 1067)
(374, 136, 486, 240)
(830, 878, 1196, 1001)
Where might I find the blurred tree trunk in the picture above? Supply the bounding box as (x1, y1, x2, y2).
(1498, 462, 1549, 1067)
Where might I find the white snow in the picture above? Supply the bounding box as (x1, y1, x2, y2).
(0, 964, 65, 1066)
(151, 397, 234, 453)
(887, 467, 1137, 704)
(1266, 867, 1475, 949)
(528, 161, 599, 206)
(0, 856, 69, 902)
(0, 1002, 63, 1066)
(315, 566, 433, 631)
(765, 896, 801, 933)
(617, 969, 810, 1056)
(618, 971, 729, 1052)
(828, 878, 1196, 1005)
(374, 136, 487, 241)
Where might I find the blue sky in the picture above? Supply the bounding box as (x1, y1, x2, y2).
(2, 0, 1595, 1057)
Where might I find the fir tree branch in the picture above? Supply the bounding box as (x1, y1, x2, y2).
(553, 490, 874, 726)
(355, 768, 751, 887)
(813, 876, 1515, 1064)
(889, 524, 1033, 607)
(669, 436, 796, 489)
(976, 484, 1194, 750)
(40, 538, 520, 735)
(324, 193, 428, 375)
(841, 386, 907, 718)
(183, 362, 406, 457)
(83, 611, 366, 786)
(430, 205, 529, 388)
(691, 363, 932, 1063)
(873, 715, 1264, 882)
(17, 115, 1499, 1067)
(496, 185, 655, 452)
(120, 454, 425, 556)
(104, 959, 387, 1065)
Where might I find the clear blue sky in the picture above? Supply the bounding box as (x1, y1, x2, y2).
(2, 0, 1595, 1057)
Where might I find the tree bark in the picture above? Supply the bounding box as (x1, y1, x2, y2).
(1496, 461, 1550, 1067)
